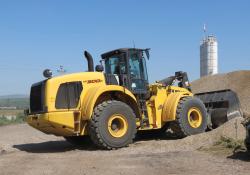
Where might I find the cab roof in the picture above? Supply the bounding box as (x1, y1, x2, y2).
(101, 48, 144, 59)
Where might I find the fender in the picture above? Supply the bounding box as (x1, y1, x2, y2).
(162, 92, 192, 122)
(81, 85, 137, 120)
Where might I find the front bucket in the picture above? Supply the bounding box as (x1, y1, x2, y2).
(195, 89, 242, 128)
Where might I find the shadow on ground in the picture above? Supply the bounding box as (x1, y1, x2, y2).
(135, 130, 180, 141)
(13, 130, 180, 153)
(13, 139, 98, 153)
(227, 150, 250, 162)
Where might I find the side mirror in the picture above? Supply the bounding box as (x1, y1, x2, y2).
(95, 65, 104, 72)
(145, 48, 150, 60)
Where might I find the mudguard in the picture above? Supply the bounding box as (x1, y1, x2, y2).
(162, 92, 192, 122)
(81, 85, 137, 120)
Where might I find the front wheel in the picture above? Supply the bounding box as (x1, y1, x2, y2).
(170, 97, 207, 138)
(88, 100, 137, 150)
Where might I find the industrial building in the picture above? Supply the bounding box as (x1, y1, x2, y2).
(200, 35, 218, 77)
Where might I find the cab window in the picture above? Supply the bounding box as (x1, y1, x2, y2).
(105, 55, 126, 74)
(129, 51, 147, 91)
(55, 81, 83, 109)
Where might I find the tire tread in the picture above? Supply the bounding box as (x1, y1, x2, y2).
(88, 100, 136, 150)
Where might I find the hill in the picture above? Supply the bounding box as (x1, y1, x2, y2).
(0, 97, 29, 109)
(192, 70, 250, 116)
(0, 94, 28, 99)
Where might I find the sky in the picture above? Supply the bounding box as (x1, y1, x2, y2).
(0, 0, 250, 95)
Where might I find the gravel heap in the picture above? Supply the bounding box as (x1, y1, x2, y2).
(191, 70, 250, 117)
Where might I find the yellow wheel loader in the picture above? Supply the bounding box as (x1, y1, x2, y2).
(25, 48, 242, 149)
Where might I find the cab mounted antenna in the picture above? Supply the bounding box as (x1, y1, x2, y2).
(203, 23, 207, 39)
(132, 40, 136, 48)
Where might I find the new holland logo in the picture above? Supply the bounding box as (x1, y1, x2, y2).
(83, 79, 103, 84)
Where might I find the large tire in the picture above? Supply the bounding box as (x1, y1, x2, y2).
(170, 97, 207, 138)
(88, 100, 137, 150)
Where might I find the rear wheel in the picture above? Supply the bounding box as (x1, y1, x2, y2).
(170, 97, 207, 138)
(88, 100, 136, 150)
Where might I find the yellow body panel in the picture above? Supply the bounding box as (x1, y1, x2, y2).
(27, 72, 138, 136)
(48, 111, 75, 129)
(145, 84, 192, 129)
(26, 113, 74, 136)
(27, 71, 194, 136)
(45, 72, 106, 112)
(145, 84, 167, 129)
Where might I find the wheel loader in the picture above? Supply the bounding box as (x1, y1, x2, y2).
(25, 48, 242, 149)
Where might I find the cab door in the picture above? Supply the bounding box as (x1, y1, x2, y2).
(128, 50, 149, 95)
(104, 53, 130, 87)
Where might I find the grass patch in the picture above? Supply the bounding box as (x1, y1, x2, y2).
(0, 109, 24, 115)
(215, 136, 244, 149)
(199, 136, 245, 156)
(0, 113, 25, 126)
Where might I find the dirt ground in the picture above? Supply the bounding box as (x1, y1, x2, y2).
(0, 118, 249, 175)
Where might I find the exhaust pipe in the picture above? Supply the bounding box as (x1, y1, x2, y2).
(84, 51, 94, 72)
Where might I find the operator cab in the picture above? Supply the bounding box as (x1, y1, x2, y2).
(101, 48, 150, 95)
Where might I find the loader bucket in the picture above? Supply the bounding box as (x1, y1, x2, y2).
(195, 89, 242, 128)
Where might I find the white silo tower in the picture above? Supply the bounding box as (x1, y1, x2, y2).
(200, 35, 218, 77)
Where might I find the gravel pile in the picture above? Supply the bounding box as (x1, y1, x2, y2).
(191, 70, 250, 117)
